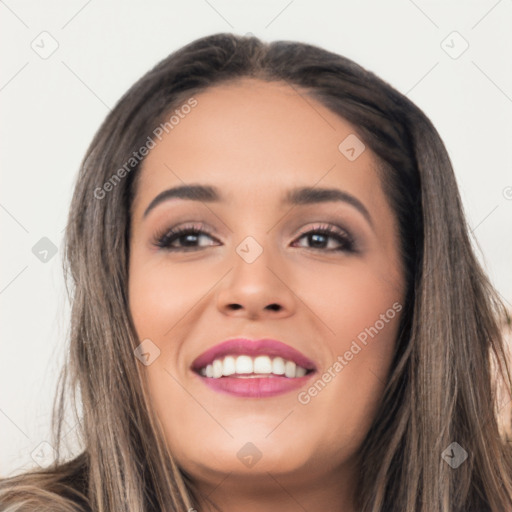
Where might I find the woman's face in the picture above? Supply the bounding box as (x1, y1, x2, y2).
(128, 79, 405, 498)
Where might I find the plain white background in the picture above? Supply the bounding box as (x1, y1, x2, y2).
(1, 0, 511, 476)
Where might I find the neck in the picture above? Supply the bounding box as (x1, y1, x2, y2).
(191, 463, 358, 512)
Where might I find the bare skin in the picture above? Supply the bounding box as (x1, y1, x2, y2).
(128, 78, 405, 512)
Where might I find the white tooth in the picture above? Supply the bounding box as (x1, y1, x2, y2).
(235, 355, 253, 374)
(272, 357, 286, 375)
(237, 374, 272, 378)
(222, 356, 236, 376)
(284, 360, 296, 378)
(212, 359, 223, 379)
(202, 355, 308, 378)
(253, 355, 272, 374)
(295, 366, 307, 377)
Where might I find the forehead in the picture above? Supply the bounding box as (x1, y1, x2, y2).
(134, 78, 383, 210)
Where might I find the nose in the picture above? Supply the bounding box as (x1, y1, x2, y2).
(215, 243, 296, 320)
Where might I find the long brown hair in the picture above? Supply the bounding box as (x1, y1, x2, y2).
(1, 32, 512, 512)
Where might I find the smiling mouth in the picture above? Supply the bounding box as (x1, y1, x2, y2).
(196, 354, 314, 379)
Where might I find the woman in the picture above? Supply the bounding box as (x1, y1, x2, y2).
(1, 32, 511, 512)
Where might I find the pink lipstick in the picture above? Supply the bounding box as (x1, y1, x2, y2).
(191, 337, 317, 398)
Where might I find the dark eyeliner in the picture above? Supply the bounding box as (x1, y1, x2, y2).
(153, 222, 356, 253)
(153, 222, 217, 251)
(292, 223, 356, 253)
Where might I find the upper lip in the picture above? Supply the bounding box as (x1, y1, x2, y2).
(191, 337, 318, 372)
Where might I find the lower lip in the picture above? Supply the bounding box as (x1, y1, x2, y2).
(195, 373, 315, 398)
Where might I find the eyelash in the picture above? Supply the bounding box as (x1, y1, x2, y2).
(153, 222, 356, 253)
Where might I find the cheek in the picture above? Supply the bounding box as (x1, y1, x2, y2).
(293, 268, 401, 448)
(298, 257, 402, 344)
(128, 254, 210, 337)
(296, 259, 402, 414)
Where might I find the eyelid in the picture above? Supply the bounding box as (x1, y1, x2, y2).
(152, 220, 358, 254)
(295, 222, 353, 241)
(293, 223, 357, 252)
(152, 221, 216, 248)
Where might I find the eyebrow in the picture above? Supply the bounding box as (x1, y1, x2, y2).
(142, 184, 373, 227)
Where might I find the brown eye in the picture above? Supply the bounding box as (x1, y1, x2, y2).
(153, 223, 219, 252)
(292, 224, 356, 253)
(153, 222, 356, 253)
